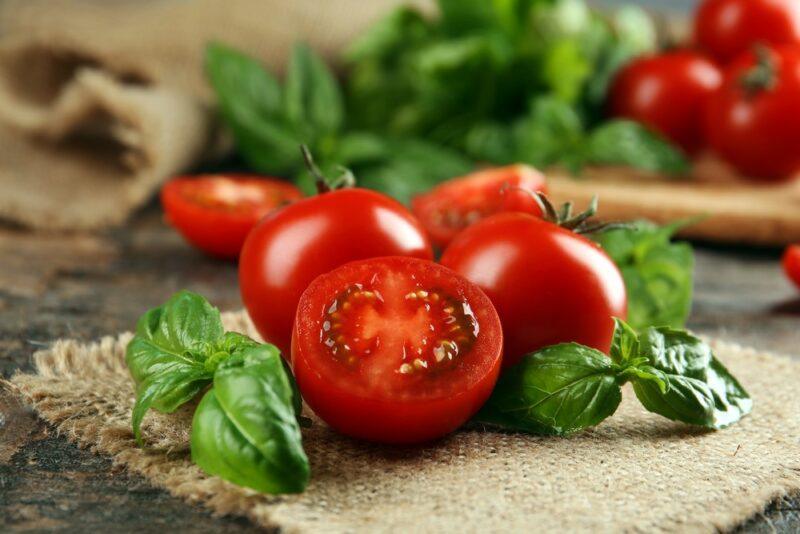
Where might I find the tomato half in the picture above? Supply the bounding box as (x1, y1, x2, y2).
(161, 175, 302, 259)
(694, 0, 800, 64)
(783, 244, 800, 290)
(411, 165, 547, 248)
(240, 188, 433, 356)
(440, 212, 627, 368)
(609, 51, 722, 154)
(704, 46, 800, 181)
(292, 256, 502, 444)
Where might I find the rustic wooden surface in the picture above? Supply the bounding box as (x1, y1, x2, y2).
(1, 205, 799, 533)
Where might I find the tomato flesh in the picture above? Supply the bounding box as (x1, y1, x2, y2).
(411, 164, 547, 248)
(292, 256, 502, 443)
(161, 175, 302, 259)
(783, 245, 800, 290)
(441, 213, 627, 368)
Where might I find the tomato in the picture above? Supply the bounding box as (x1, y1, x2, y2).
(161, 175, 302, 259)
(440, 212, 627, 368)
(783, 244, 800, 290)
(609, 51, 722, 154)
(292, 256, 502, 443)
(411, 165, 547, 248)
(704, 46, 800, 181)
(694, 0, 800, 64)
(239, 188, 434, 355)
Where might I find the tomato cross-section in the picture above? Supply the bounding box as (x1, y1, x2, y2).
(292, 256, 503, 444)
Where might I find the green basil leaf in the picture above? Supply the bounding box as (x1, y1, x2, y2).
(334, 132, 390, 166)
(610, 317, 639, 364)
(285, 43, 344, 137)
(475, 343, 622, 435)
(191, 345, 309, 494)
(632, 327, 752, 428)
(125, 291, 225, 443)
(540, 39, 591, 103)
(583, 120, 690, 175)
(512, 96, 585, 170)
(594, 221, 694, 330)
(345, 7, 432, 62)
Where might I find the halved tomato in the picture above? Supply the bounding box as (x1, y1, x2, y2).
(292, 256, 503, 444)
(161, 175, 302, 259)
(411, 164, 547, 248)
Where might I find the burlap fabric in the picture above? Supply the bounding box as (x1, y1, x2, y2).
(0, 0, 426, 230)
(9, 310, 800, 533)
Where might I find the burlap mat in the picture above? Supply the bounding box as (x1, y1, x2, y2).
(8, 310, 800, 533)
(0, 0, 425, 230)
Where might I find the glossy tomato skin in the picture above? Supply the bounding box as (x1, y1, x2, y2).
(694, 0, 800, 64)
(783, 245, 800, 290)
(161, 175, 302, 259)
(440, 213, 627, 368)
(704, 46, 800, 181)
(240, 188, 433, 356)
(609, 51, 722, 154)
(411, 164, 547, 248)
(292, 256, 502, 444)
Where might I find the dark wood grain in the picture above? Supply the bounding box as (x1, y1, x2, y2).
(1, 205, 798, 532)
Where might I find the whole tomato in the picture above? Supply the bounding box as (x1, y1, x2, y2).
(704, 46, 800, 181)
(609, 51, 722, 154)
(440, 197, 627, 369)
(783, 244, 800, 290)
(239, 170, 433, 355)
(694, 0, 800, 64)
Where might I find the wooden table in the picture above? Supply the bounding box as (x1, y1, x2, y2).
(1, 206, 799, 532)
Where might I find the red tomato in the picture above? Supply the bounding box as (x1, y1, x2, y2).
(694, 0, 800, 64)
(161, 175, 302, 259)
(704, 46, 800, 181)
(440, 212, 627, 368)
(411, 165, 547, 248)
(240, 188, 433, 355)
(783, 244, 800, 290)
(609, 51, 722, 154)
(292, 256, 502, 443)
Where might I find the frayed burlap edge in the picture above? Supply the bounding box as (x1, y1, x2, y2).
(8, 311, 800, 533)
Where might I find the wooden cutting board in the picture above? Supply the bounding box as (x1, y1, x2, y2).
(547, 156, 800, 247)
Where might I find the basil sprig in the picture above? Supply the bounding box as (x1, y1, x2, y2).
(475, 319, 751, 435)
(125, 291, 309, 494)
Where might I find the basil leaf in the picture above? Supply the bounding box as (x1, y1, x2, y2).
(126, 291, 225, 443)
(285, 43, 344, 137)
(583, 120, 690, 175)
(610, 317, 639, 364)
(594, 221, 694, 330)
(475, 343, 622, 435)
(632, 327, 752, 428)
(512, 96, 585, 171)
(191, 345, 309, 494)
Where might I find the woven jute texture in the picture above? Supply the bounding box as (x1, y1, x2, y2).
(9, 311, 800, 533)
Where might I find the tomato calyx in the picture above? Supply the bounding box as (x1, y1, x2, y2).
(300, 145, 356, 194)
(527, 192, 631, 235)
(740, 44, 778, 96)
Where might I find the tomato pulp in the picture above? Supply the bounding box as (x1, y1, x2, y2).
(240, 188, 433, 355)
(161, 175, 302, 259)
(704, 46, 800, 181)
(694, 0, 800, 64)
(609, 51, 722, 154)
(783, 245, 800, 290)
(441, 212, 627, 368)
(292, 256, 503, 444)
(411, 165, 547, 248)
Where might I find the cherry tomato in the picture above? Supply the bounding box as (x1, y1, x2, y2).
(161, 175, 302, 259)
(704, 46, 800, 181)
(783, 244, 800, 290)
(609, 51, 722, 154)
(292, 256, 502, 443)
(240, 188, 434, 355)
(411, 165, 547, 248)
(440, 212, 627, 368)
(694, 0, 800, 64)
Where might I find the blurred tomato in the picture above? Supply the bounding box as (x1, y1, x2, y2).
(783, 245, 800, 290)
(704, 46, 800, 181)
(609, 51, 722, 154)
(694, 0, 800, 64)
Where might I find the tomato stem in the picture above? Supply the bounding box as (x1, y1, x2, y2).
(530, 192, 633, 235)
(299, 145, 356, 194)
(739, 44, 777, 96)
